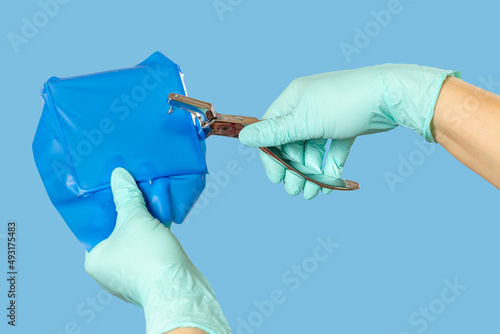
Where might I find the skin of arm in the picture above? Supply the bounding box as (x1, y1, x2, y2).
(431, 76, 500, 189)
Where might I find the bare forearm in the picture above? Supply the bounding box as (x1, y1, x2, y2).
(431, 76, 500, 188)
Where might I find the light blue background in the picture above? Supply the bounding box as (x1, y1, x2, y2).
(1, 0, 498, 333)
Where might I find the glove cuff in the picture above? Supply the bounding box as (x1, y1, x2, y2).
(142, 262, 232, 334)
(381, 64, 461, 142)
(422, 70, 462, 143)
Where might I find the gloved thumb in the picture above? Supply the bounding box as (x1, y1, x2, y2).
(239, 113, 307, 147)
(111, 167, 154, 228)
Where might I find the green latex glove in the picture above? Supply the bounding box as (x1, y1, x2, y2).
(239, 64, 461, 199)
(85, 168, 231, 334)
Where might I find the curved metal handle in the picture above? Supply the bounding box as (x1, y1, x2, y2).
(259, 147, 359, 191)
(205, 115, 359, 191)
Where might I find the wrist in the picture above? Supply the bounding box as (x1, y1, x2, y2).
(380, 64, 461, 141)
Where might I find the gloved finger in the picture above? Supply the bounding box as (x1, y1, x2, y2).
(239, 113, 305, 147)
(282, 141, 305, 164)
(303, 181, 321, 200)
(321, 138, 355, 195)
(240, 80, 297, 146)
(259, 150, 286, 184)
(283, 169, 305, 196)
(304, 139, 327, 174)
(111, 167, 155, 228)
(323, 138, 355, 176)
(240, 98, 316, 147)
(321, 187, 334, 195)
(279, 139, 326, 176)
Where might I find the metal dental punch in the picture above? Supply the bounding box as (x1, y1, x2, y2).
(167, 93, 360, 191)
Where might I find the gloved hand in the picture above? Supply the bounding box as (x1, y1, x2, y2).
(85, 168, 231, 334)
(239, 64, 460, 199)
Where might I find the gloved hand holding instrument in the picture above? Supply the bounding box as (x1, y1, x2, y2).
(237, 64, 461, 199)
(167, 93, 360, 192)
